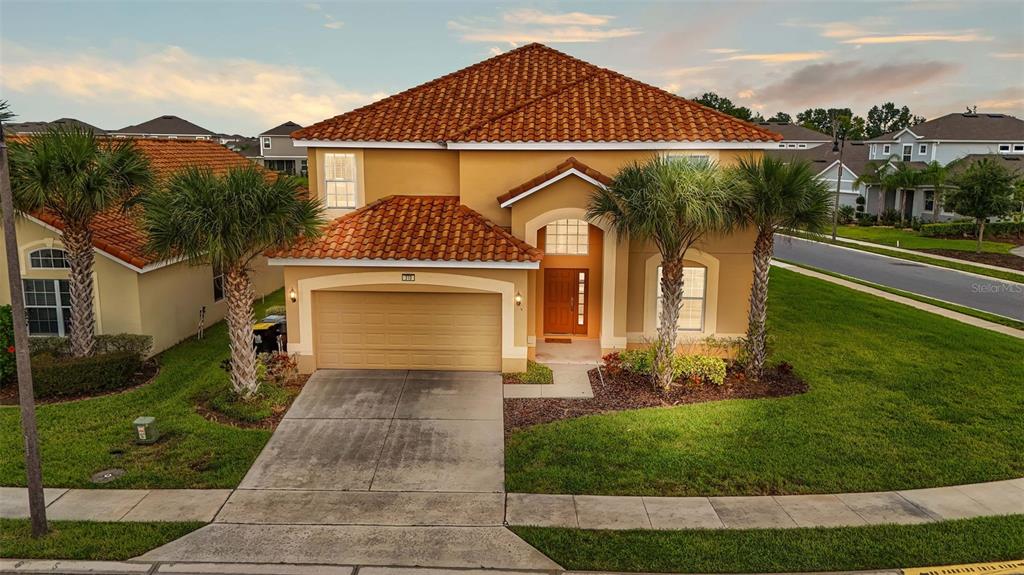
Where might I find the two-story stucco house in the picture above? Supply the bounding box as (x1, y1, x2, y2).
(258, 121, 308, 176)
(268, 43, 781, 374)
(865, 112, 1024, 219)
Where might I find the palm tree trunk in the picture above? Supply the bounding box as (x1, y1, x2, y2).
(877, 187, 885, 223)
(976, 219, 985, 254)
(654, 256, 684, 392)
(62, 226, 96, 357)
(225, 265, 258, 398)
(746, 229, 773, 381)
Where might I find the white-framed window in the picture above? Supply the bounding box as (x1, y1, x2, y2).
(924, 190, 935, 212)
(28, 248, 70, 269)
(300, 159, 308, 177)
(999, 144, 1011, 153)
(656, 265, 707, 332)
(919, 144, 927, 155)
(323, 153, 358, 209)
(545, 219, 589, 255)
(1014, 144, 1024, 153)
(212, 268, 224, 302)
(902, 144, 912, 162)
(23, 279, 71, 336)
(262, 137, 272, 149)
(882, 144, 891, 155)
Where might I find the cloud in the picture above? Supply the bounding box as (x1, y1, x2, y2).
(703, 48, 741, 54)
(842, 31, 990, 44)
(304, 3, 321, 11)
(323, 15, 343, 30)
(0, 43, 386, 130)
(721, 52, 828, 64)
(756, 60, 959, 106)
(653, 66, 719, 77)
(784, 17, 889, 39)
(993, 52, 1024, 59)
(448, 9, 639, 45)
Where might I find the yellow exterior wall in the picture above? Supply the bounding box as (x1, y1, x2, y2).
(363, 149, 460, 201)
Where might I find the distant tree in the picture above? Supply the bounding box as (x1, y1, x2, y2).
(693, 92, 761, 123)
(865, 103, 925, 139)
(766, 112, 792, 123)
(796, 107, 865, 140)
(945, 158, 1017, 252)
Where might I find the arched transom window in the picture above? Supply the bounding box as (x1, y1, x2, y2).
(544, 219, 589, 255)
(29, 248, 70, 269)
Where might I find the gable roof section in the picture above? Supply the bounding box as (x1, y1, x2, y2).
(948, 153, 1024, 175)
(19, 138, 265, 271)
(268, 195, 542, 267)
(114, 115, 216, 137)
(869, 113, 1024, 142)
(767, 141, 871, 177)
(293, 44, 780, 146)
(261, 121, 304, 137)
(757, 122, 831, 142)
(498, 157, 611, 207)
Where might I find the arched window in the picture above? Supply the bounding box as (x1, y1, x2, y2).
(29, 248, 70, 269)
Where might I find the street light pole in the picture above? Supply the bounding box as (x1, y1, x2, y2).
(0, 117, 49, 537)
(831, 126, 846, 241)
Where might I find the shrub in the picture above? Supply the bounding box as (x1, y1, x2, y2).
(264, 305, 286, 316)
(619, 347, 727, 386)
(837, 205, 856, 225)
(257, 352, 297, 387)
(207, 380, 291, 423)
(856, 213, 876, 226)
(920, 220, 1024, 238)
(879, 209, 900, 226)
(31, 351, 142, 399)
(0, 306, 15, 386)
(855, 196, 866, 206)
(28, 334, 152, 358)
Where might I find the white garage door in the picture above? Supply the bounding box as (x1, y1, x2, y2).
(313, 291, 502, 371)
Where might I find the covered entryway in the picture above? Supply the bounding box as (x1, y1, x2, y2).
(313, 291, 501, 371)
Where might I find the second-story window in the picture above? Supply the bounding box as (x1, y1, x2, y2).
(323, 153, 358, 209)
(882, 144, 891, 155)
(262, 137, 272, 150)
(919, 144, 927, 155)
(902, 144, 912, 162)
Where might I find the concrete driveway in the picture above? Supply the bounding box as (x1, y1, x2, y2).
(239, 369, 505, 493)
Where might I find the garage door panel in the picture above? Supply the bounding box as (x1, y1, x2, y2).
(314, 291, 501, 371)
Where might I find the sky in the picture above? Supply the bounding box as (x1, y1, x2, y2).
(1, 0, 1022, 136)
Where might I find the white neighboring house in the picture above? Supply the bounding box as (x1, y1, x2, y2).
(257, 121, 307, 176)
(767, 141, 871, 209)
(110, 115, 216, 140)
(866, 112, 1024, 220)
(758, 122, 832, 150)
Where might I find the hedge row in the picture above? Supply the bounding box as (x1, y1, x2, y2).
(919, 220, 1024, 237)
(31, 351, 142, 399)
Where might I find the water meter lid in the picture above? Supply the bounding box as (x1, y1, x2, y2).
(133, 416, 155, 425)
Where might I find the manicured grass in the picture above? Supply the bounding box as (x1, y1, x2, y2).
(504, 360, 554, 384)
(513, 515, 1024, 573)
(0, 518, 203, 560)
(0, 291, 284, 488)
(836, 225, 1016, 254)
(775, 259, 1024, 331)
(786, 230, 1024, 283)
(505, 268, 1024, 496)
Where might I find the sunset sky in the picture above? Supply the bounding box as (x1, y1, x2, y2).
(2, 0, 1022, 135)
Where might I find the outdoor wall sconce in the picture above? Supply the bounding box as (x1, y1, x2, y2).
(289, 288, 297, 303)
(514, 292, 523, 307)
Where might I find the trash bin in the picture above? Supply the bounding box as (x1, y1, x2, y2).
(253, 314, 287, 353)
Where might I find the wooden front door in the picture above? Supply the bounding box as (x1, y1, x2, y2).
(544, 268, 587, 335)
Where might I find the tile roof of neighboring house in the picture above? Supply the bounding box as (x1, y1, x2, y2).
(293, 43, 781, 145)
(261, 121, 304, 137)
(869, 113, 1024, 142)
(947, 153, 1024, 175)
(113, 115, 216, 137)
(4, 118, 107, 135)
(14, 138, 265, 270)
(269, 195, 543, 264)
(768, 141, 872, 176)
(498, 157, 612, 205)
(757, 122, 831, 142)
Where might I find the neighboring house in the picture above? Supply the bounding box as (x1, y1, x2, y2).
(111, 115, 216, 140)
(5, 118, 107, 135)
(0, 138, 282, 354)
(768, 141, 870, 208)
(267, 43, 781, 374)
(257, 121, 308, 176)
(758, 122, 832, 150)
(866, 112, 1024, 219)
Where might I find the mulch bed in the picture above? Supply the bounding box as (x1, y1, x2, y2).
(195, 373, 310, 430)
(504, 364, 807, 431)
(0, 360, 160, 406)
(918, 248, 1024, 272)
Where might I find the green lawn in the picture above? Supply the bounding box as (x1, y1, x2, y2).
(0, 291, 284, 488)
(0, 519, 203, 560)
(514, 515, 1024, 574)
(505, 268, 1024, 496)
(835, 225, 1016, 254)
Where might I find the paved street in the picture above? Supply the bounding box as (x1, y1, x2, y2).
(775, 235, 1024, 321)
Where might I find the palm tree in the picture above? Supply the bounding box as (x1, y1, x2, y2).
(587, 156, 741, 391)
(921, 161, 951, 222)
(8, 127, 153, 357)
(734, 156, 832, 380)
(140, 165, 324, 398)
(883, 162, 923, 226)
(852, 160, 889, 220)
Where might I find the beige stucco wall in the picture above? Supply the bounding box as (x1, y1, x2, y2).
(363, 149, 460, 201)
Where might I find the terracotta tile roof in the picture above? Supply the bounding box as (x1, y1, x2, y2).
(269, 195, 542, 264)
(11, 138, 265, 269)
(293, 44, 780, 145)
(498, 157, 612, 205)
